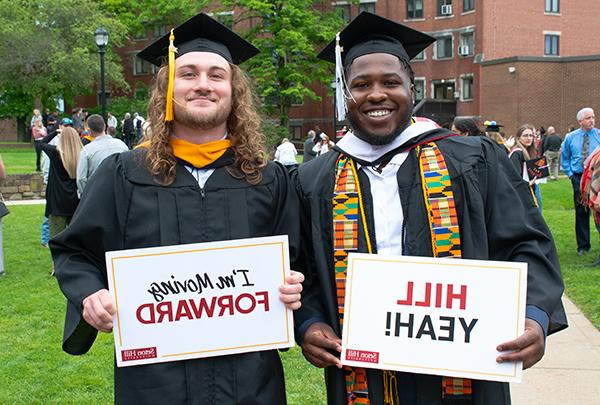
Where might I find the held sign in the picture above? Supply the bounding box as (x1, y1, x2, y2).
(106, 235, 294, 367)
(341, 253, 527, 383)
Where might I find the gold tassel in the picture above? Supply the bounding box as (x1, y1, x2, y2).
(383, 370, 399, 404)
(165, 29, 177, 121)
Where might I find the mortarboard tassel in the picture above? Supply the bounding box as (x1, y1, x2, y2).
(165, 29, 177, 121)
(334, 33, 347, 122)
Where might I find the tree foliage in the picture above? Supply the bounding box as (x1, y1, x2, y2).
(0, 0, 128, 139)
(219, 0, 347, 130)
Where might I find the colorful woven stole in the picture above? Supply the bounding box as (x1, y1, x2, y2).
(418, 143, 472, 399)
(333, 156, 397, 405)
(333, 143, 472, 404)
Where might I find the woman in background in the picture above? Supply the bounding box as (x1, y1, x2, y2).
(452, 117, 483, 137)
(312, 133, 335, 156)
(509, 124, 542, 212)
(41, 127, 82, 240)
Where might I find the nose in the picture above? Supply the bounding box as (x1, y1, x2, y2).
(366, 83, 388, 103)
(192, 73, 212, 92)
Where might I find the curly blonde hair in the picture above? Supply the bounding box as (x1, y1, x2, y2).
(146, 63, 267, 185)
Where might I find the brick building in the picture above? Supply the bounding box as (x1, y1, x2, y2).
(79, 0, 600, 141)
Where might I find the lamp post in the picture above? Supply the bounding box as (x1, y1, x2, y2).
(330, 79, 337, 139)
(94, 27, 109, 120)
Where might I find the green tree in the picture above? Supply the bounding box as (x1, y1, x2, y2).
(219, 0, 346, 132)
(0, 0, 128, 141)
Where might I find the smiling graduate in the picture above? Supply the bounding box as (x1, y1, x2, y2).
(292, 11, 567, 405)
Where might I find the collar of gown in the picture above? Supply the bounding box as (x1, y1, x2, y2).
(335, 119, 441, 165)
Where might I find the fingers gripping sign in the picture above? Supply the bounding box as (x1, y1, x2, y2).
(301, 322, 343, 369)
(82, 289, 116, 333)
(279, 270, 305, 310)
(496, 318, 545, 370)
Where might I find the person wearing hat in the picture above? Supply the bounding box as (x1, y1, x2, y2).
(293, 12, 566, 405)
(50, 12, 303, 403)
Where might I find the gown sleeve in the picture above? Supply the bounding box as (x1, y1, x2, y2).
(480, 139, 567, 335)
(51, 153, 132, 354)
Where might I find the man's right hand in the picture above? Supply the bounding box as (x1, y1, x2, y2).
(301, 322, 343, 369)
(82, 289, 116, 333)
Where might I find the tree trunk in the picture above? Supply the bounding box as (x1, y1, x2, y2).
(16, 117, 30, 142)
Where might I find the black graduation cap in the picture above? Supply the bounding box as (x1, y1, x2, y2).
(484, 120, 504, 132)
(317, 11, 436, 66)
(137, 12, 260, 67)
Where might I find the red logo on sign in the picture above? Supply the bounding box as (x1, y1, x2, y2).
(345, 349, 379, 364)
(121, 347, 157, 362)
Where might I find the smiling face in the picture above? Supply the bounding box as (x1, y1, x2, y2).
(346, 53, 414, 145)
(172, 51, 233, 131)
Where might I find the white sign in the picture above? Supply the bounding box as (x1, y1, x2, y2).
(341, 253, 527, 383)
(106, 235, 294, 367)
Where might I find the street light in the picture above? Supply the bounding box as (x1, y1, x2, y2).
(330, 79, 337, 139)
(94, 27, 109, 120)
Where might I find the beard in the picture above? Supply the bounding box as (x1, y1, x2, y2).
(173, 97, 231, 130)
(346, 105, 413, 146)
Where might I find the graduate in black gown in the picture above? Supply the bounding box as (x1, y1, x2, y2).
(293, 12, 567, 405)
(51, 13, 304, 404)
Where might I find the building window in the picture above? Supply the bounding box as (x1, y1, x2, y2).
(414, 78, 425, 102)
(437, 0, 453, 17)
(406, 0, 423, 19)
(458, 31, 474, 56)
(432, 80, 455, 100)
(290, 125, 303, 141)
(460, 75, 473, 100)
(153, 25, 168, 38)
(216, 12, 234, 28)
(133, 57, 150, 75)
(434, 35, 453, 59)
(359, 1, 376, 13)
(463, 0, 474, 12)
(335, 4, 351, 22)
(544, 34, 559, 56)
(545, 0, 559, 13)
(414, 50, 426, 61)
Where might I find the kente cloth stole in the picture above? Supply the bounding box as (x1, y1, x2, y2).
(418, 143, 472, 399)
(332, 144, 472, 405)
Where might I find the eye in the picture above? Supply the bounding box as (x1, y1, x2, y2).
(180, 71, 196, 78)
(351, 81, 369, 89)
(385, 80, 401, 87)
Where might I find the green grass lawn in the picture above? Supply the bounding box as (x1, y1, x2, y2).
(0, 178, 597, 402)
(0, 147, 37, 174)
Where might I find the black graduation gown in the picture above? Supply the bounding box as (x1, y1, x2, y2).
(51, 148, 300, 404)
(293, 131, 567, 405)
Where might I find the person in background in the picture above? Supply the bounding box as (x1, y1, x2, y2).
(509, 124, 542, 212)
(312, 133, 335, 156)
(32, 120, 47, 171)
(76, 114, 128, 197)
(452, 117, 483, 136)
(121, 112, 135, 149)
(274, 137, 298, 171)
(0, 153, 6, 275)
(71, 107, 85, 134)
(42, 108, 50, 127)
(30, 109, 43, 141)
(40, 126, 82, 242)
(484, 120, 512, 153)
(542, 126, 562, 180)
(106, 112, 117, 132)
(561, 107, 600, 256)
(303, 130, 318, 163)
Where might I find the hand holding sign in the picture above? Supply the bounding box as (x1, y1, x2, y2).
(301, 322, 343, 369)
(279, 270, 305, 310)
(82, 289, 116, 333)
(496, 319, 545, 369)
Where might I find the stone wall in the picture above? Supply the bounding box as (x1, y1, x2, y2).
(0, 173, 45, 200)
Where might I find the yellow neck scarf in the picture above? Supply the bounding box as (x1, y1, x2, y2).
(137, 138, 232, 168)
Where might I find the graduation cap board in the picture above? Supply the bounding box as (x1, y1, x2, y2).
(136, 12, 260, 121)
(484, 120, 504, 133)
(317, 11, 436, 121)
(137, 12, 259, 67)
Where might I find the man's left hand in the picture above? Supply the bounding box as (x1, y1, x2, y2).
(496, 318, 545, 369)
(279, 270, 304, 310)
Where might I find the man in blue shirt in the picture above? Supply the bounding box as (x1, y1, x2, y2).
(561, 107, 599, 255)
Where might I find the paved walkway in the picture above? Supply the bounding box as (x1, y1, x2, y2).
(511, 296, 600, 404)
(5, 200, 599, 403)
